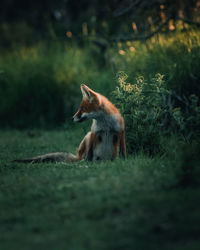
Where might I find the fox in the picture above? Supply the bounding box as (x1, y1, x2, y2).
(14, 84, 126, 163)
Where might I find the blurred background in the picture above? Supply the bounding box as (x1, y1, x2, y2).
(1, 3, 200, 248)
(0, 0, 200, 133)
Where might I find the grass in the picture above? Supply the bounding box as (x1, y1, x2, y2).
(0, 129, 200, 250)
(0, 42, 115, 128)
(1, 29, 200, 128)
(113, 29, 200, 96)
(0, 26, 200, 249)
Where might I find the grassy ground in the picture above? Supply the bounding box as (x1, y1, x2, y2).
(0, 129, 200, 250)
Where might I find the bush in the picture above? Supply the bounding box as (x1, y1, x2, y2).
(1, 29, 200, 129)
(113, 72, 200, 155)
(0, 42, 115, 128)
(112, 30, 200, 98)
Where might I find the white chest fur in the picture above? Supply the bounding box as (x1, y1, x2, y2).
(93, 131, 114, 160)
(90, 111, 121, 160)
(91, 111, 121, 133)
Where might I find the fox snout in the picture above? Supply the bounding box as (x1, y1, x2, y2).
(72, 112, 88, 123)
(72, 115, 87, 123)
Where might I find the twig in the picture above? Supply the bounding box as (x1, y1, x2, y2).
(109, 17, 170, 43)
(113, 0, 142, 17)
(177, 17, 200, 27)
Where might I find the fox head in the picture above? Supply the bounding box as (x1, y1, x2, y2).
(72, 84, 100, 122)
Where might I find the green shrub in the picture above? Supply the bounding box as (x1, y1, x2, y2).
(172, 94, 200, 140)
(113, 72, 200, 155)
(112, 30, 200, 98)
(0, 29, 200, 129)
(0, 22, 34, 48)
(0, 43, 115, 128)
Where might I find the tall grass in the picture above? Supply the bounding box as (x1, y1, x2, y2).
(112, 29, 200, 96)
(0, 43, 114, 128)
(0, 29, 200, 128)
(113, 72, 200, 155)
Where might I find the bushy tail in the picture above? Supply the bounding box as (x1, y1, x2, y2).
(13, 152, 79, 163)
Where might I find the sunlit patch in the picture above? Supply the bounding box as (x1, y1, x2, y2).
(117, 42, 122, 48)
(151, 37, 156, 43)
(66, 31, 72, 38)
(160, 12, 166, 22)
(119, 50, 125, 55)
(132, 22, 137, 32)
(82, 23, 88, 36)
(129, 46, 135, 52)
(169, 20, 175, 31)
(148, 16, 153, 24)
(178, 10, 184, 18)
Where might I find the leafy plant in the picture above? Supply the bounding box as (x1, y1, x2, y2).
(172, 94, 200, 140)
(113, 72, 167, 154)
(0, 42, 115, 128)
(113, 72, 200, 155)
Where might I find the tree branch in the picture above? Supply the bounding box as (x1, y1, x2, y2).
(113, 0, 142, 17)
(109, 17, 170, 43)
(177, 17, 200, 27)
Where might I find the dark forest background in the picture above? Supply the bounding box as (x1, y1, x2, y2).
(1, 0, 199, 41)
(1, 2, 200, 250)
(0, 0, 200, 153)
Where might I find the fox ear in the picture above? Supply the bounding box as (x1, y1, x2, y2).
(80, 84, 96, 102)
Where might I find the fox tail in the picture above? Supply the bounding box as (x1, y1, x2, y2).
(13, 152, 79, 163)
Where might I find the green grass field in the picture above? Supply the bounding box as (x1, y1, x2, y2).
(0, 129, 200, 250)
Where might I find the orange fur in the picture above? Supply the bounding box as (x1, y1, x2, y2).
(15, 84, 126, 163)
(73, 84, 126, 161)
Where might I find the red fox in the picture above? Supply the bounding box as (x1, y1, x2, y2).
(14, 84, 126, 163)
